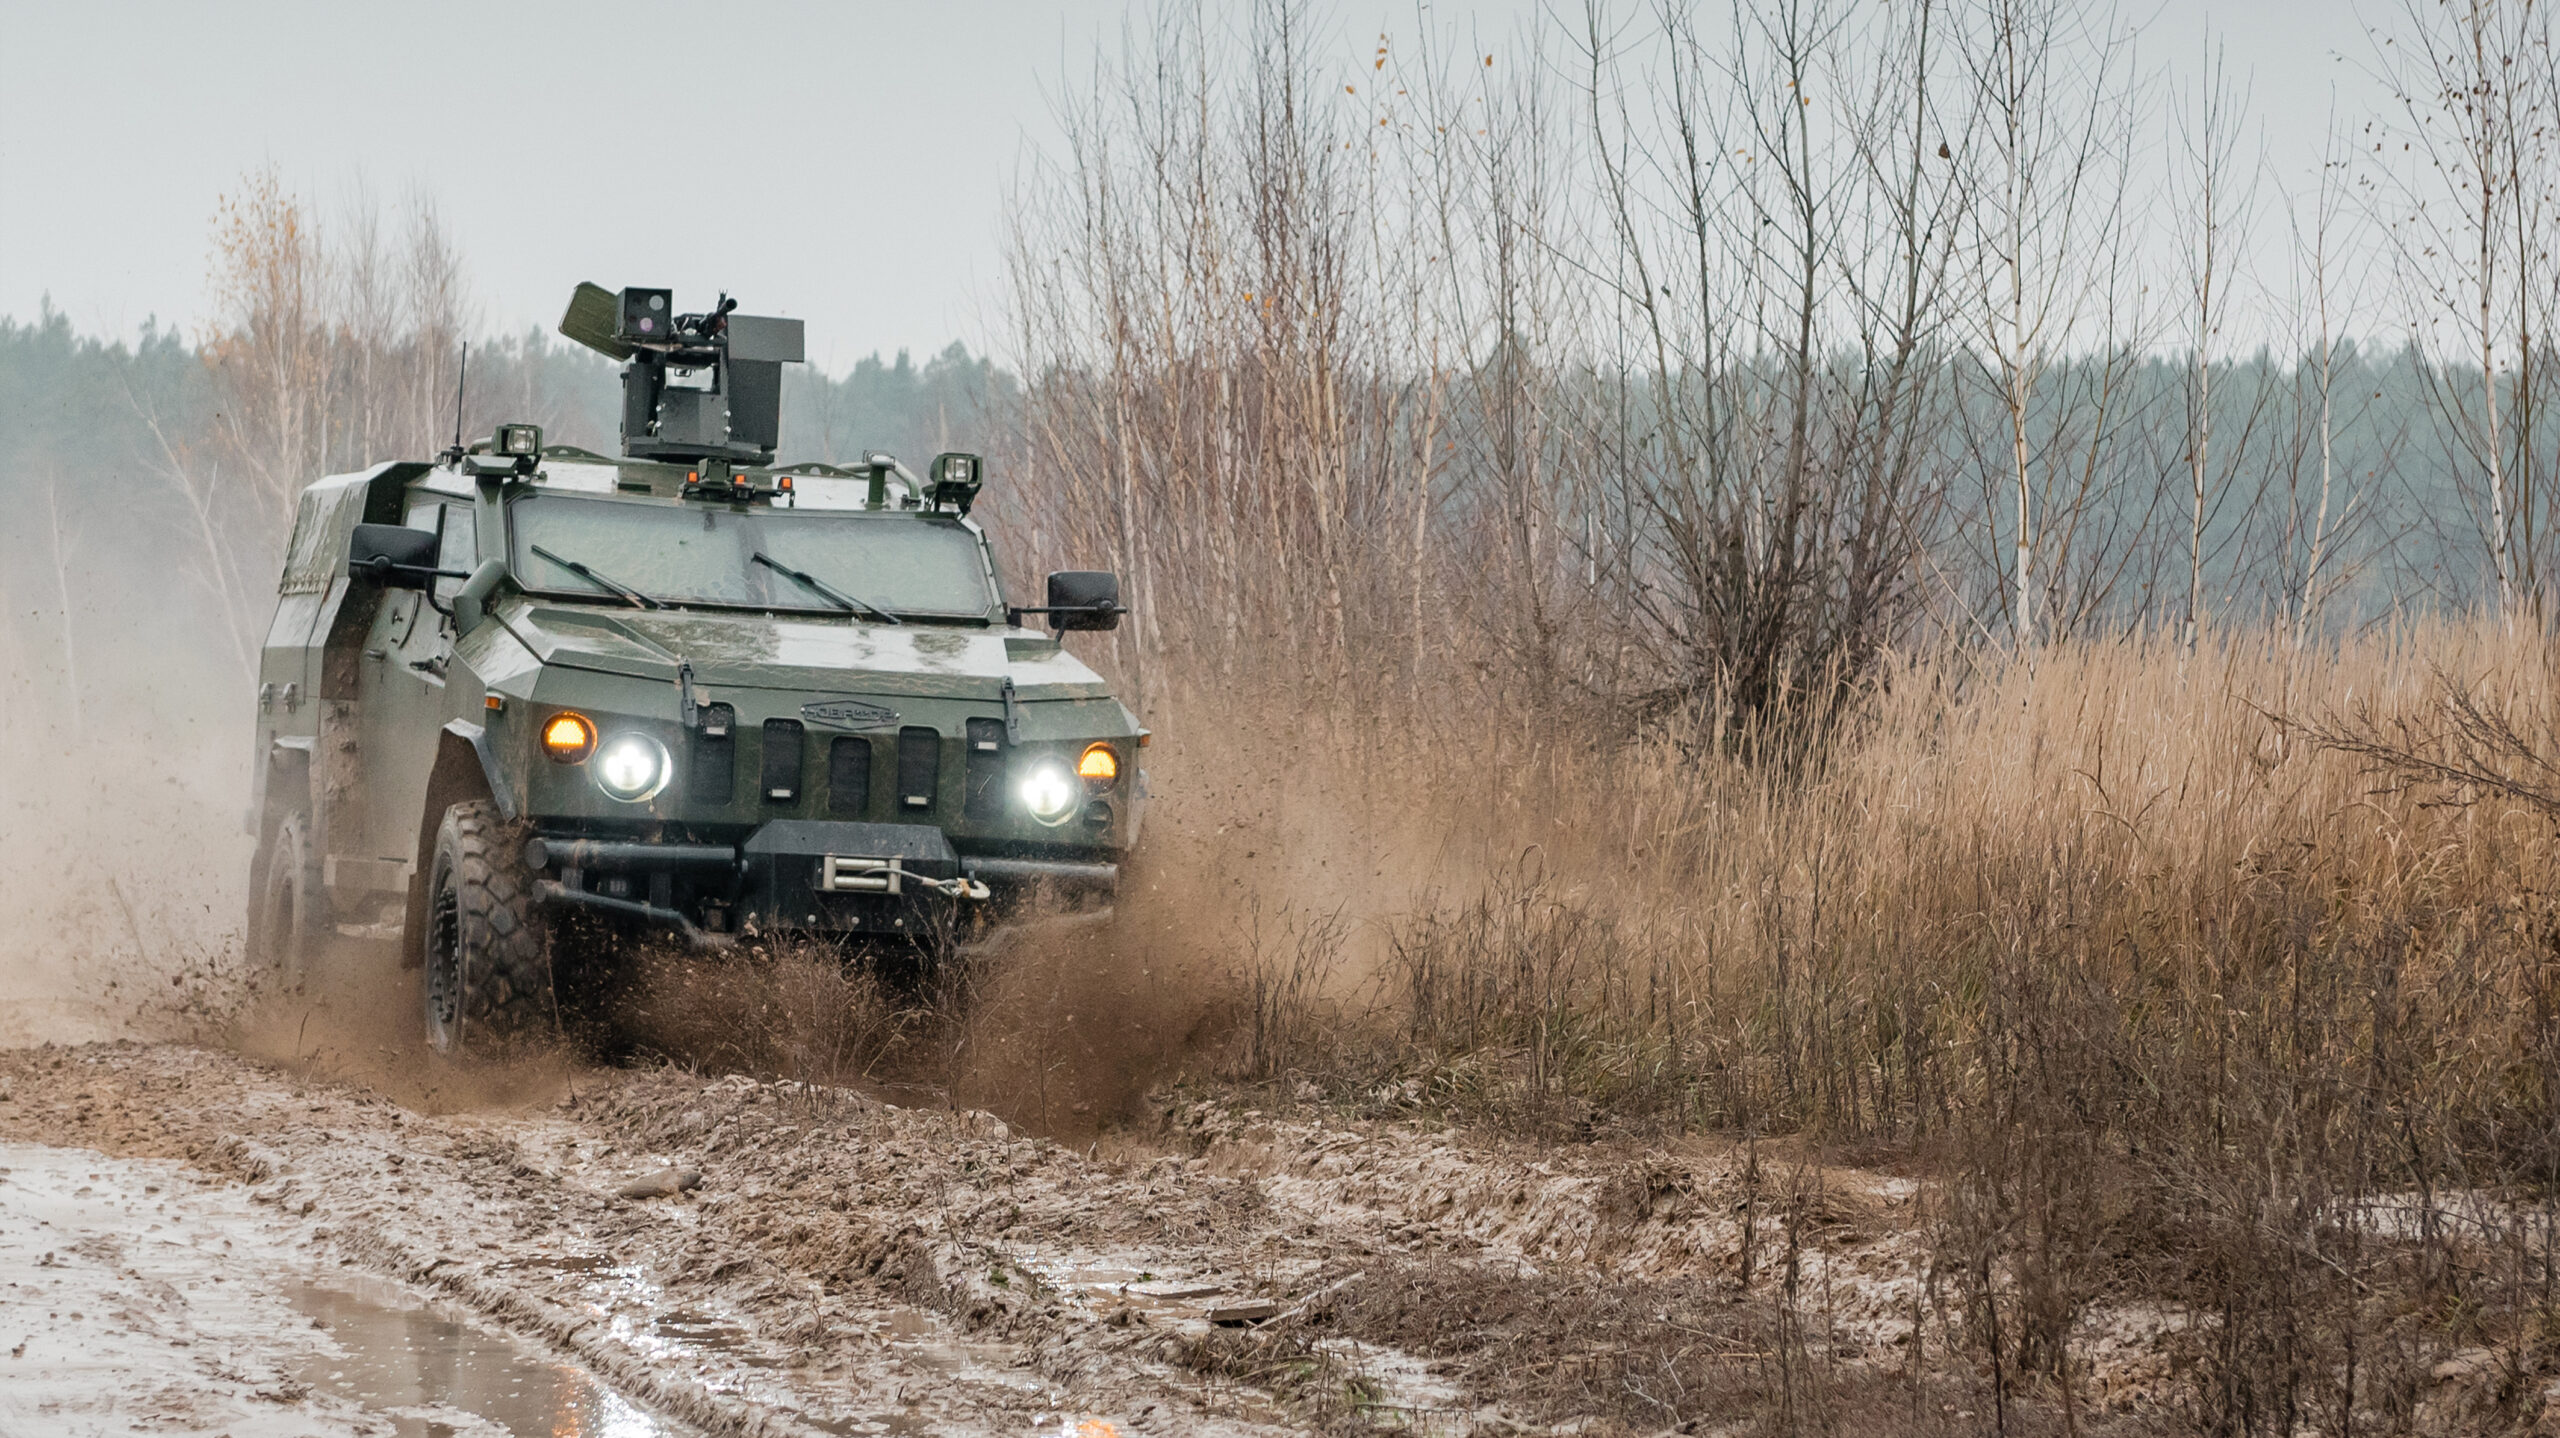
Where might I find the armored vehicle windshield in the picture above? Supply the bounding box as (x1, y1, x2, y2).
(508, 494, 1001, 620)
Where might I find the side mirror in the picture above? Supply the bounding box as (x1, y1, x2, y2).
(1045, 570, 1121, 632)
(347, 524, 437, 589)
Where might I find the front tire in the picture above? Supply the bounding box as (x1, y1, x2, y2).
(421, 801, 553, 1054)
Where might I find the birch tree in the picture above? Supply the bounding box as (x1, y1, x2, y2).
(1955, 0, 2139, 651)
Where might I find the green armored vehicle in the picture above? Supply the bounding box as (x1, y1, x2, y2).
(245, 284, 1143, 1051)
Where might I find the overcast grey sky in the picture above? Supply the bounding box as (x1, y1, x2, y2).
(3, 0, 2383, 371)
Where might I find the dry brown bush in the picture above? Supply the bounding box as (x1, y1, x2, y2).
(1101, 621, 2560, 1431)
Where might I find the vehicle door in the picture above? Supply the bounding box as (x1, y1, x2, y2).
(344, 496, 477, 911)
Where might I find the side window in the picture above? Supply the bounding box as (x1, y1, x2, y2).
(396, 499, 477, 603)
(435, 505, 478, 601)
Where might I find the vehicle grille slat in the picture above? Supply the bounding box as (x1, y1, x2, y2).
(897, 726, 940, 811)
(689, 703, 736, 804)
(761, 718, 804, 802)
(963, 717, 1006, 820)
(828, 736, 872, 817)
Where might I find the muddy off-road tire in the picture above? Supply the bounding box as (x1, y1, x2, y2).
(421, 801, 553, 1054)
(248, 811, 325, 988)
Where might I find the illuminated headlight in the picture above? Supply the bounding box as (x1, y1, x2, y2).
(1017, 761, 1079, 825)
(593, 733, 672, 803)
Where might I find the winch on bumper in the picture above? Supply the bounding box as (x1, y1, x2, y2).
(520, 819, 1119, 946)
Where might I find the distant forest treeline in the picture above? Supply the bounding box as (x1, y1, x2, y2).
(0, 304, 1004, 495)
(0, 293, 2501, 717)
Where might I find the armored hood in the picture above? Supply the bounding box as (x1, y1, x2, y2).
(506, 604, 1118, 701)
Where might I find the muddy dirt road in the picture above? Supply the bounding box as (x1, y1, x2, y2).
(0, 1041, 1956, 1436)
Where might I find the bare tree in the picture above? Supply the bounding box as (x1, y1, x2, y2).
(1953, 0, 2142, 652)
(149, 168, 483, 674)
(1561, 0, 1966, 718)
(204, 166, 329, 540)
(2372, 0, 2560, 624)
(2283, 103, 2361, 644)
(2176, 41, 2256, 655)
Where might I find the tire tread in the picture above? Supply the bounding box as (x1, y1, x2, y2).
(440, 801, 551, 1038)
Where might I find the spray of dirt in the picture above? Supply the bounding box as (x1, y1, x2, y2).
(225, 940, 587, 1115)
(616, 937, 904, 1083)
(0, 664, 257, 1046)
(604, 698, 1513, 1140)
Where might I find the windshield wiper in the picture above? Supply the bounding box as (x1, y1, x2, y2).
(752, 551, 902, 625)
(530, 545, 662, 609)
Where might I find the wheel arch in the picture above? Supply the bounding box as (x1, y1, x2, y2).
(399, 720, 516, 966)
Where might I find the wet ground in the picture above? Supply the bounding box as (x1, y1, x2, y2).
(287, 1276, 697, 1437)
(0, 1039, 2388, 1436)
(0, 1138, 701, 1437)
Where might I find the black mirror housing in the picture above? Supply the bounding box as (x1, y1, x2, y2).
(347, 524, 438, 589)
(1046, 570, 1121, 632)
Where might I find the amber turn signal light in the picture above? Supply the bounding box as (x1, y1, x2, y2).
(1077, 743, 1118, 790)
(542, 711, 597, 763)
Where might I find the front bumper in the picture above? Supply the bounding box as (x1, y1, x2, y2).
(523, 818, 1118, 945)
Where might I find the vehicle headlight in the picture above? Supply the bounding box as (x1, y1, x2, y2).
(593, 733, 672, 802)
(1018, 760, 1078, 825)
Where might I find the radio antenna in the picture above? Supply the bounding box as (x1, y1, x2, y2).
(448, 342, 469, 455)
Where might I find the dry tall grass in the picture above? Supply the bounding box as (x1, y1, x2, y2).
(1152, 622, 2560, 1430)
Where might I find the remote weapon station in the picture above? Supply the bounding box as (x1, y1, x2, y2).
(245, 285, 1143, 1053)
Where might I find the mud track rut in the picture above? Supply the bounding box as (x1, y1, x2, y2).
(0, 1043, 1928, 1435)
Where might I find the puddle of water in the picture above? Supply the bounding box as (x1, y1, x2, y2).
(290, 1275, 701, 1437)
(489, 1251, 791, 1377)
(878, 1304, 1034, 1387)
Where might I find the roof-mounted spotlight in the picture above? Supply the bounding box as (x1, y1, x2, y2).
(460, 422, 544, 481)
(930, 452, 983, 515)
